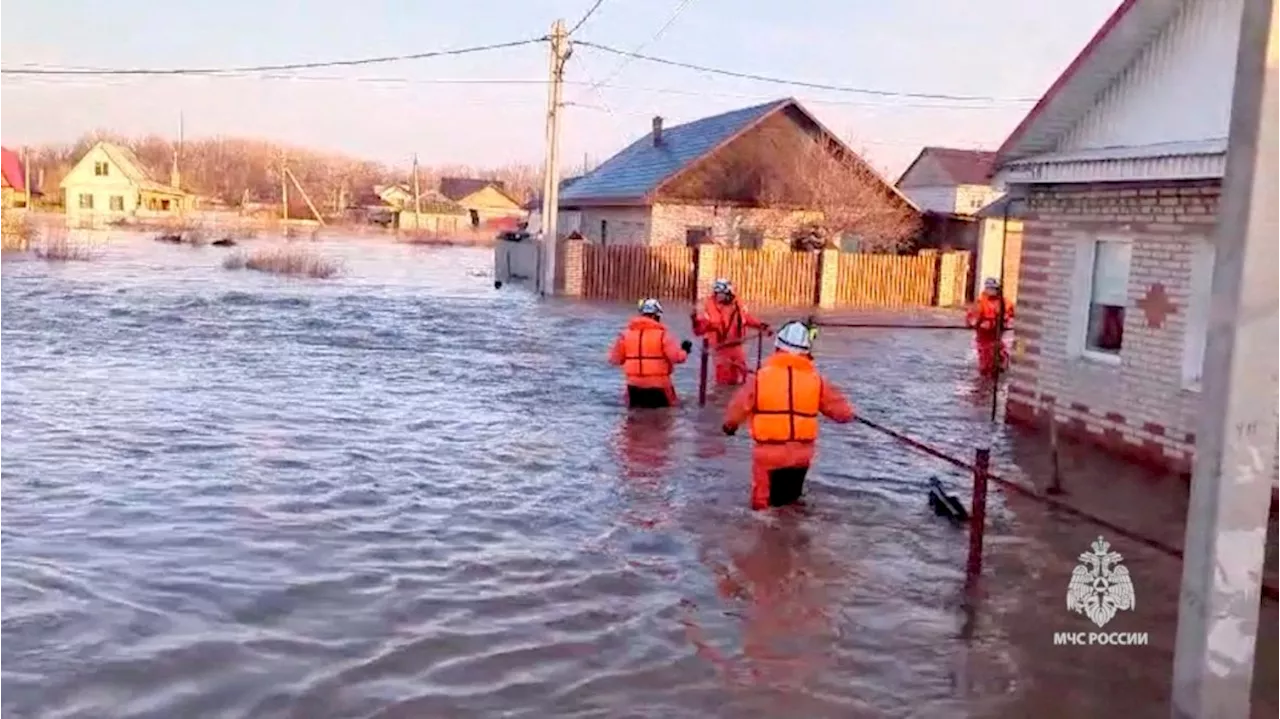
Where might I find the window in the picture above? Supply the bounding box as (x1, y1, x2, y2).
(840, 232, 863, 253)
(1070, 238, 1131, 362)
(1182, 241, 1216, 389)
(109, 195, 124, 211)
(78, 193, 94, 210)
(685, 226, 711, 246)
(94, 161, 109, 177)
(737, 228, 763, 250)
(468, 209, 480, 228)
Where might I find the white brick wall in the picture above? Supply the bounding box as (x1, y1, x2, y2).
(578, 207, 651, 245)
(651, 203, 820, 249)
(1007, 182, 1224, 472)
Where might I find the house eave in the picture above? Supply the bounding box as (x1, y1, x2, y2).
(557, 196, 651, 208)
(994, 139, 1228, 185)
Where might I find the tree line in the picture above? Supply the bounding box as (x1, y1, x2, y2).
(22, 132, 543, 213)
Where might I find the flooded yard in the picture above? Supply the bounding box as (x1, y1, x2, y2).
(2, 234, 1275, 718)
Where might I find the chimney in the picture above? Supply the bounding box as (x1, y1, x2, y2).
(652, 116, 664, 146)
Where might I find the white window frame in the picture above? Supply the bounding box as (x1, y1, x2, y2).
(1181, 241, 1216, 391)
(1067, 235, 1131, 366)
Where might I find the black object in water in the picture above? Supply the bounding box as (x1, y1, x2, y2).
(927, 476, 969, 524)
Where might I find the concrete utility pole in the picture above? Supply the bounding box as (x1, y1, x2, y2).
(1171, 0, 1278, 716)
(22, 147, 31, 208)
(412, 153, 422, 219)
(538, 19, 569, 296)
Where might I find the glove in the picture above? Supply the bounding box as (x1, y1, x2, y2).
(722, 423, 737, 436)
(680, 340, 693, 353)
(759, 323, 772, 336)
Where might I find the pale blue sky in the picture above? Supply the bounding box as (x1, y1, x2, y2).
(1, 0, 1121, 175)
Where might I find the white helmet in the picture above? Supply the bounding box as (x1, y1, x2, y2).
(638, 298, 663, 316)
(712, 278, 733, 296)
(775, 321, 814, 354)
(983, 277, 1001, 291)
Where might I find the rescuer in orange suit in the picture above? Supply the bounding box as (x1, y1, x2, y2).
(609, 298, 694, 409)
(965, 277, 1015, 377)
(722, 321, 855, 510)
(692, 279, 770, 387)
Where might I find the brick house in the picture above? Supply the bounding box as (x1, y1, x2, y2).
(992, 0, 1273, 478)
(557, 98, 919, 250)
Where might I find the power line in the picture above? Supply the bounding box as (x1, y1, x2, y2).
(585, 0, 696, 94)
(568, 0, 608, 36)
(574, 41, 1038, 103)
(0, 38, 545, 76)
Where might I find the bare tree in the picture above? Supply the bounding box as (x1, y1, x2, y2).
(659, 118, 921, 252)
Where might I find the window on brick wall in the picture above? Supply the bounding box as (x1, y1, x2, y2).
(1181, 241, 1216, 389)
(1069, 237, 1130, 363)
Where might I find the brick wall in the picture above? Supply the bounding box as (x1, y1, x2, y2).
(578, 207, 651, 245)
(1005, 180, 1220, 476)
(650, 203, 820, 249)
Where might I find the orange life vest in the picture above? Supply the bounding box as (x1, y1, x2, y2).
(622, 325, 672, 379)
(704, 298, 747, 343)
(750, 354, 822, 443)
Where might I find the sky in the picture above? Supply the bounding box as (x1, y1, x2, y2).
(1, 0, 1123, 177)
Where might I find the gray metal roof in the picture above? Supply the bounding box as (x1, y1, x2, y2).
(559, 99, 788, 205)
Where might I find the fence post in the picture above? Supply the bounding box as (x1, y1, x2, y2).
(697, 339, 710, 406)
(695, 244, 718, 303)
(817, 248, 840, 309)
(562, 238, 584, 297)
(966, 447, 990, 588)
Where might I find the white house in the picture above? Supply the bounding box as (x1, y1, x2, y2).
(990, 0, 1273, 478)
(59, 141, 190, 225)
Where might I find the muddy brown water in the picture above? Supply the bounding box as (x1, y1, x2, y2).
(2, 235, 1275, 718)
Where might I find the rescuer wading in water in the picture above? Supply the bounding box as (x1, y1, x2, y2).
(965, 277, 1015, 378)
(608, 298, 693, 409)
(721, 321, 855, 510)
(692, 279, 770, 387)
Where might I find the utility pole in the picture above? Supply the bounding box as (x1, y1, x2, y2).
(281, 154, 289, 222)
(412, 153, 422, 223)
(1171, 0, 1278, 716)
(21, 147, 31, 208)
(538, 19, 569, 296)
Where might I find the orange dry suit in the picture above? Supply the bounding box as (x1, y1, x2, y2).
(608, 315, 690, 408)
(693, 297, 767, 386)
(965, 294, 1014, 377)
(722, 352, 855, 510)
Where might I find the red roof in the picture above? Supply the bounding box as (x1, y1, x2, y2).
(1, 147, 25, 192)
(898, 147, 997, 186)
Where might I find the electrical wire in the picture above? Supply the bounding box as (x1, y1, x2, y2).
(568, 0, 609, 36)
(0, 38, 545, 76)
(574, 40, 1038, 103)
(585, 0, 697, 93)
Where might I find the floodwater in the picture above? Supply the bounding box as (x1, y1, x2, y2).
(2, 234, 1275, 719)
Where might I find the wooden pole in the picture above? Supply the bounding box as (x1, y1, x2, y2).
(285, 167, 327, 226)
(281, 156, 289, 222)
(22, 147, 31, 208)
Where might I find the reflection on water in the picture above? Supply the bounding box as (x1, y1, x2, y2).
(1, 234, 1275, 718)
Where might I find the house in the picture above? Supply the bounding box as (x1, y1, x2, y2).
(1, 147, 29, 208)
(897, 146, 1005, 297)
(556, 98, 919, 249)
(374, 184, 414, 210)
(524, 175, 583, 238)
(60, 141, 191, 223)
(438, 177, 524, 229)
(398, 189, 469, 233)
(990, 0, 1270, 477)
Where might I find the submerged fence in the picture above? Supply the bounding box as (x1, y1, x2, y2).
(557, 240, 970, 309)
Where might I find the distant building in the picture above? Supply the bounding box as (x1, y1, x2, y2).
(556, 98, 918, 249)
(991, 0, 1274, 480)
(438, 177, 525, 229)
(374, 184, 414, 210)
(59, 141, 191, 224)
(398, 189, 468, 233)
(1, 147, 29, 208)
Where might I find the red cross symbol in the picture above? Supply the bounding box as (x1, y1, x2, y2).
(1136, 282, 1178, 329)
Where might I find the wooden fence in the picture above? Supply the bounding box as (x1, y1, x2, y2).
(581, 244, 695, 301)
(713, 249, 819, 308)
(564, 241, 971, 309)
(834, 253, 937, 307)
